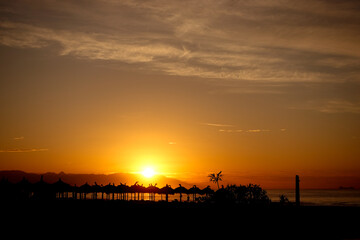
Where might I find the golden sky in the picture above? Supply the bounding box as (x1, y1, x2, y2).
(1, 0, 360, 188)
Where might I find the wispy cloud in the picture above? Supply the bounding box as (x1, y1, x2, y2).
(205, 121, 282, 134)
(13, 136, 24, 140)
(216, 127, 276, 134)
(291, 99, 360, 114)
(202, 122, 234, 127)
(0, 148, 48, 153)
(0, 21, 184, 64)
(246, 129, 271, 133)
(218, 129, 271, 133)
(219, 129, 243, 133)
(1, 0, 359, 84)
(246, 129, 262, 133)
(319, 100, 360, 114)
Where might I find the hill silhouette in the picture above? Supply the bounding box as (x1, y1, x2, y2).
(0, 170, 193, 188)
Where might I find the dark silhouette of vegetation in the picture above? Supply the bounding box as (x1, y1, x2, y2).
(211, 184, 270, 205)
(279, 194, 290, 206)
(208, 171, 223, 189)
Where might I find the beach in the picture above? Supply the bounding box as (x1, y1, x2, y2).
(2, 199, 360, 239)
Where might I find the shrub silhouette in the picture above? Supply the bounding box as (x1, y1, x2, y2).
(279, 194, 290, 206)
(212, 184, 270, 205)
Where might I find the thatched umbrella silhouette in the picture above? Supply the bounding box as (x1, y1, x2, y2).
(0, 178, 14, 200)
(130, 182, 140, 201)
(103, 183, 116, 200)
(52, 178, 72, 199)
(72, 184, 79, 199)
(189, 185, 201, 202)
(16, 177, 32, 200)
(138, 184, 146, 200)
(92, 182, 102, 200)
(147, 184, 159, 201)
(33, 175, 51, 200)
(131, 182, 146, 201)
(110, 183, 116, 200)
(79, 182, 92, 200)
(116, 183, 129, 200)
(174, 184, 188, 202)
(201, 185, 214, 198)
(159, 184, 174, 202)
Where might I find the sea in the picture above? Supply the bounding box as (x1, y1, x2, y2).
(266, 189, 360, 207)
(69, 189, 360, 206)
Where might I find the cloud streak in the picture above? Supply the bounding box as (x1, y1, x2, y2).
(0, 148, 48, 153)
(319, 100, 360, 114)
(0, 0, 359, 84)
(202, 123, 234, 127)
(0, 21, 184, 64)
(219, 129, 243, 133)
(13, 136, 24, 140)
(218, 129, 272, 133)
(292, 99, 360, 114)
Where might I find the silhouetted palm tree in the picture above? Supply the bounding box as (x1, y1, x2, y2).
(208, 171, 223, 189)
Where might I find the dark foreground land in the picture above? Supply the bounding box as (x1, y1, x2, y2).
(2, 200, 360, 239)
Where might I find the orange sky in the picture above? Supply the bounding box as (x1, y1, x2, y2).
(1, 0, 360, 189)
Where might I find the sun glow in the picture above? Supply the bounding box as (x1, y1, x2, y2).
(142, 167, 156, 178)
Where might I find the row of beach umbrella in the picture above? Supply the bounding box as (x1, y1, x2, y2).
(0, 176, 214, 202)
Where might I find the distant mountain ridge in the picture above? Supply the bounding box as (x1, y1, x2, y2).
(0, 170, 194, 188)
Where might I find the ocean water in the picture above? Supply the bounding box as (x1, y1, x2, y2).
(266, 189, 360, 206)
(55, 190, 360, 206)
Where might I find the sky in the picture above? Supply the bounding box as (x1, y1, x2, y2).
(1, 0, 360, 188)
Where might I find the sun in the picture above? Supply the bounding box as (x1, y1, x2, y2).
(142, 167, 155, 178)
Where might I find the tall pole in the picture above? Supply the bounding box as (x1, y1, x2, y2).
(295, 175, 300, 206)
